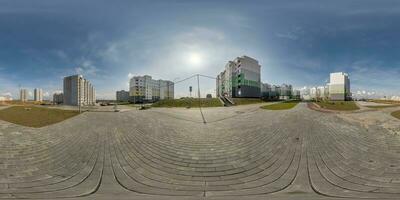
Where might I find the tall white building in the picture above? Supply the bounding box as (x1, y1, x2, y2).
(129, 75, 174, 103)
(328, 72, 351, 101)
(20, 89, 28, 102)
(63, 75, 96, 106)
(34, 88, 43, 102)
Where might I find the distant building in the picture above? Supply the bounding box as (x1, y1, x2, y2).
(116, 90, 130, 102)
(0, 96, 12, 102)
(279, 84, 292, 100)
(129, 75, 174, 103)
(34, 88, 43, 102)
(293, 90, 301, 100)
(316, 86, 329, 100)
(328, 72, 351, 101)
(20, 89, 28, 102)
(53, 93, 63, 104)
(63, 75, 96, 106)
(217, 55, 261, 98)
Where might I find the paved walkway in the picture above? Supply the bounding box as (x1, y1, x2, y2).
(0, 103, 400, 200)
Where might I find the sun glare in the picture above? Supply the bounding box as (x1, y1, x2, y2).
(188, 52, 202, 66)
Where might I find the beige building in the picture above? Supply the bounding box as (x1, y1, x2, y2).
(328, 72, 351, 101)
(63, 75, 96, 106)
(20, 89, 28, 102)
(34, 88, 43, 102)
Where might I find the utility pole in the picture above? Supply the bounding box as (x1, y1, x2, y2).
(79, 78, 82, 113)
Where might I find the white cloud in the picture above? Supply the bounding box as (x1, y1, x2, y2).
(128, 73, 134, 79)
(75, 60, 99, 76)
(1, 92, 12, 97)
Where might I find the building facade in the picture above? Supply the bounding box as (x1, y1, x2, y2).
(217, 55, 261, 98)
(116, 90, 130, 102)
(279, 84, 293, 100)
(34, 88, 43, 102)
(63, 75, 96, 106)
(129, 75, 174, 103)
(53, 93, 63, 104)
(328, 72, 351, 101)
(20, 89, 28, 102)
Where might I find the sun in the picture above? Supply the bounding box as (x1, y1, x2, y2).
(188, 52, 202, 66)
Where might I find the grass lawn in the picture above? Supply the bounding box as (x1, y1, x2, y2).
(0, 106, 79, 127)
(152, 98, 223, 108)
(232, 98, 265, 105)
(391, 110, 400, 120)
(261, 101, 300, 110)
(365, 105, 400, 109)
(370, 100, 400, 105)
(315, 101, 359, 111)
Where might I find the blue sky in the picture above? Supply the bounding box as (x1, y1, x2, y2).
(0, 0, 399, 99)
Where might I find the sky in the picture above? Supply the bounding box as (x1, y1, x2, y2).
(0, 0, 399, 100)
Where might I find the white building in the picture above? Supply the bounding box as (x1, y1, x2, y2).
(20, 89, 28, 102)
(34, 88, 43, 102)
(129, 75, 174, 103)
(63, 75, 96, 106)
(328, 72, 350, 101)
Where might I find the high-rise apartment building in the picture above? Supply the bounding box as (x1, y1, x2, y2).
(63, 75, 96, 106)
(328, 72, 351, 101)
(20, 89, 28, 102)
(34, 88, 43, 102)
(216, 55, 261, 98)
(129, 75, 174, 103)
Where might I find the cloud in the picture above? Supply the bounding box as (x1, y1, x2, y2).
(75, 60, 99, 76)
(1, 92, 12, 97)
(275, 27, 304, 41)
(127, 73, 134, 79)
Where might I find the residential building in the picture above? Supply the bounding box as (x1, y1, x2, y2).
(316, 86, 329, 100)
(261, 83, 272, 99)
(53, 93, 63, 104)
(116, 90, 130, 102)
(216, 55, 261, 98)
(129, 75, 174, 103)
(0, 96, 12, 102)
(279, 84, 292, 100)
(63, 75, 96, 106)
(34, 88, 43, 102)
(328, 72, 351, 101)
(20, 89, 28, 102)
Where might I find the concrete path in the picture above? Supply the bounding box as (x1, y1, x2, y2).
(0, 103, 400, 200)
